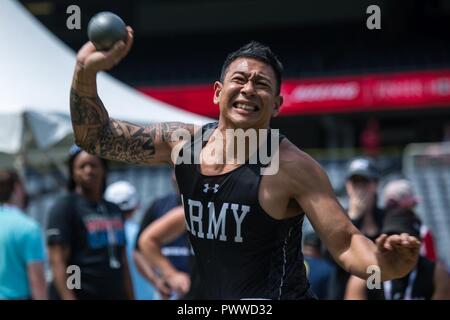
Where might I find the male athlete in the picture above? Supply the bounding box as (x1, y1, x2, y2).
(70, 26, 420, 299)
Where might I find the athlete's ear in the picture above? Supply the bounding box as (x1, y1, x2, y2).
(213, 81, 223, 105)
(272, 95, 283, 117)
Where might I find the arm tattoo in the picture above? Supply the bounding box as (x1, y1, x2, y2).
(70, 88, 195, 164)
(70, 88, 109, 153)
(97, 119, 157, 163)
(161, 122, 192, 143)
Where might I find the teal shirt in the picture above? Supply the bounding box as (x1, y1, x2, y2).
(0, 205, 45, 299)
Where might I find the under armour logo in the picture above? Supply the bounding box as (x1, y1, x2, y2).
(203, 184, 219, 193)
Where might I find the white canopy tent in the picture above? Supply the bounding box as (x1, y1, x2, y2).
(0, 0, 211, 168)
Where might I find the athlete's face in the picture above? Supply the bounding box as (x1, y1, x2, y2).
(73, 151, 105, 192)
(214, 58, 283, 129)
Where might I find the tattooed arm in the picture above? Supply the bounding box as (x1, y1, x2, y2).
(71, 83, 195, 164)
(70, 26, 196, 165)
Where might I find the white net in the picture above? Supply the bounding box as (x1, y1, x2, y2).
(403, 142, 450, 270)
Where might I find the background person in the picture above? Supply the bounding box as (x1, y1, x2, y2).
(138, 205, 205, 300)
(383, 179, 436, 261)
(0, 170, 47, 300)
(46, 146, 134, 300)
(345, 208, 450, 300)
(105, 180, 157, 300)
(303, 232, 335, 299)
(328, 157, 385, 299)
(134, 173, 191, 299)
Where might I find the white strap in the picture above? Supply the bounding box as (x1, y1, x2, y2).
(383, 269, 417, 300)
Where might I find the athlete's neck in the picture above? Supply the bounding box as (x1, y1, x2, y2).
(217, 118, 270, 132)
(75, 186, 102, 203)
(214, 120, 270, 165)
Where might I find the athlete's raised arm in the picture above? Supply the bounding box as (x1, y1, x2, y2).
(70, 26, 196, 165)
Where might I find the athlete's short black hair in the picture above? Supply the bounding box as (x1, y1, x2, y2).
(220, 41, 283, 95)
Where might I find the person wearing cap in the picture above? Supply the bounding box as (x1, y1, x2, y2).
(105, 181, 141, 220)
(105, 181, 158, 300)
(383, 179, 436, 262)
(328, 157, 386, 299)
(345, 208, 450, 300)
(345, 157, 384, 240)
(45, 146, 134, 300)
(384, 179, 418, 210)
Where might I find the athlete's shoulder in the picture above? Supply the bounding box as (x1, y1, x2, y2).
(278, 139, 328, 184)
(279, 139, 320, 168)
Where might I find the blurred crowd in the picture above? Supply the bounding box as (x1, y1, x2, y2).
(1, 147, 449, 300)
(305, 157, 450, 300)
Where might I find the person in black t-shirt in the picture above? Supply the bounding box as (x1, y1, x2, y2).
(46, 145, 134, 300)
(327, 157, 386, 299)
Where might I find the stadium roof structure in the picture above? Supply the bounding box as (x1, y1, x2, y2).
(0, 0, 210, 168)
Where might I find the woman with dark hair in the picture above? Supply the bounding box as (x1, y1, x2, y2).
(46, 146, 134, 300)
(66, 145, 109, 194)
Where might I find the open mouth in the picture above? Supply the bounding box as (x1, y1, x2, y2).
(232, 102, 260, 112)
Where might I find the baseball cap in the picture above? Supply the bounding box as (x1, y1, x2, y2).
(381, 208, 421, 238)
(383, 179, 418, 208)
(69, 144, 82, 157)
(105, 181, 140, 212)
(345, 157, 380, 181)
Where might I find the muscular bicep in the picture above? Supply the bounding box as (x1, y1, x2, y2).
(95, 120, 197, 165)
(70, 88, 197, 165)
(95, 119, 168, 164)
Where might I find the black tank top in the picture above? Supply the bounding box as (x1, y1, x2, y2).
(175, 122, 312, 300)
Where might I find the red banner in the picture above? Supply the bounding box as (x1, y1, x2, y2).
(138, 70, 450, 117)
